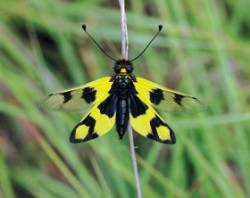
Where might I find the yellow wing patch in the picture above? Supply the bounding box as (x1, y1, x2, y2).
(75, 125, 89, 140)
(42, 77, 112, 111)
(134, 77, 205, 113)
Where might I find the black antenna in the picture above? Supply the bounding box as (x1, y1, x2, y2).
(130, 25, 163, 62)
(82, 24, 116, 61)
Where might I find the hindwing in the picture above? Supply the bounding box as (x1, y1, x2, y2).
(129, 93, 175, 144)
(70, 93, 117, 143)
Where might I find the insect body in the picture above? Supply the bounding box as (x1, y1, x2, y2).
(43, 25, 204, 144)
(43, 59, 204, 144)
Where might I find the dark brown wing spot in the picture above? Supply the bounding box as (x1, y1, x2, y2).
(150, 88, 164, 105)
(81, 87, 96, 103)
(61, 92, 72, 103)
(98, 94, 117, 118)
(129, 94, 148, 118)
(173, 94, 185, 106)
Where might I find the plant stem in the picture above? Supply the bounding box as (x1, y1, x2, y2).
(119, 0, 128, 59)
(127, 124, 142, 198)
(118, 1, 142, 197)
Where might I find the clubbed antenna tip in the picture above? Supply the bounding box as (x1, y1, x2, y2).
(82, 24, 87, 31)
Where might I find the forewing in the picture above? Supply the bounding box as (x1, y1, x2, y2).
(129, 93, 175, 144)
(134, 77, 205, 113)
(70, 93, 117, 143)
(42, 77, 112, 111)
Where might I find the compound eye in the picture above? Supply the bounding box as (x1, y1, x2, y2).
(127, 65, 133, 73)
(114, 65, 121, 73)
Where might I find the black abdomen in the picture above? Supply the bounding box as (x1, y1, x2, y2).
(114, 75, 133, 138)
(116, 99, 129, 138)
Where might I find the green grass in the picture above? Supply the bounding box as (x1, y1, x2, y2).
(1, 0, 250, 197)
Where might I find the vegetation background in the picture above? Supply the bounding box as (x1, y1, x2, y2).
(0, 0, 250, 197)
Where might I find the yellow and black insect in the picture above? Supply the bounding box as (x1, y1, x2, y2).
(43, 25, 204, 144)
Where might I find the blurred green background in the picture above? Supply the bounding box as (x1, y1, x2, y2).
(1, 0, 250, 197)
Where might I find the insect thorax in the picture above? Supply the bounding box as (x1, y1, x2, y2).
(110, 58, 136, 97)
(111, 75, 135, 97)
